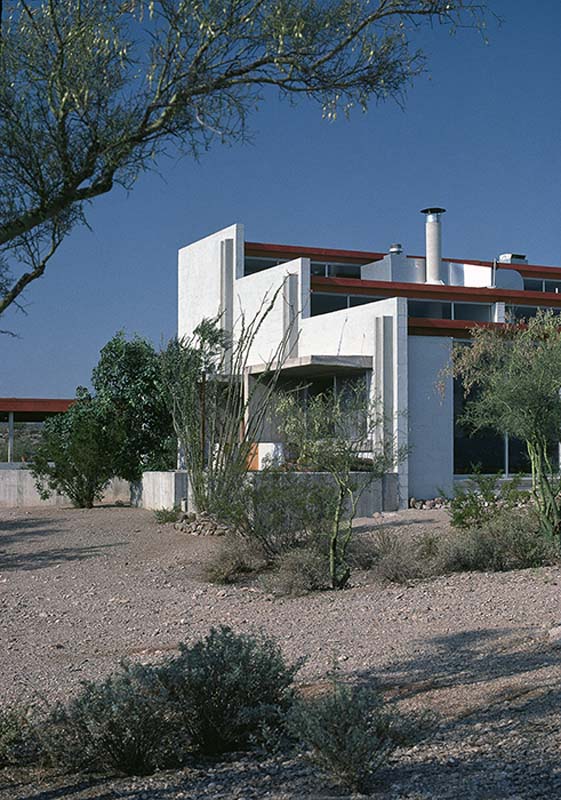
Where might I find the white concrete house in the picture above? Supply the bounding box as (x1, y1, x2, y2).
(178, 210, 561, 508)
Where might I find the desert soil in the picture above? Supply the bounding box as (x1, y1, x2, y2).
(1, 505, 561, 799)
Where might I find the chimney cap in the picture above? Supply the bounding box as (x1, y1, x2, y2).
(389, 243, 403, 254)
(420, 207, 446, 215)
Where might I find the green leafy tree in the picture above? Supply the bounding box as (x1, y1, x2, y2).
(450, 311, 561, 540)
(92, 331, 175, 482)
(274, 382, 401, 589)
(32, 388, 119, 507)
(0, 0, 487, 318)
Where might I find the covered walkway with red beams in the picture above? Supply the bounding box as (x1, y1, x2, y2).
(0, 398, 73, 462)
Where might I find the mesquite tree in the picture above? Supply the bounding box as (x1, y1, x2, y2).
(450, 311, 561, 540)
(0, 0, 487, 320)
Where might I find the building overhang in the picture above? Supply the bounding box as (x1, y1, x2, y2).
(311, 276, 561, 307)
(0, 397, 73, 422)
(247, 355, 372, 377)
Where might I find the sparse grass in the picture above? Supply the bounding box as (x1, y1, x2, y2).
(153, 507, 181, 524)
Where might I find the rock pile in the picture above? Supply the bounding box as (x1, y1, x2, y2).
(409, 496, 448, 510)
(174, 511, 232, 536)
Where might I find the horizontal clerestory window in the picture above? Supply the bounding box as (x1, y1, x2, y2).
(310, 293, 385, 315)
(244, 256, 289, 275)
(524, 278, 561, 293)
(311, 262, 363, 278)
(408, 300, 493, 322)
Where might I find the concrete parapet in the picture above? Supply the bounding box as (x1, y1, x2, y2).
(136, 471, 189, 510)
(0, 467, 130, 508)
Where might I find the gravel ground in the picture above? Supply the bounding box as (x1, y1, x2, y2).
(1, 505, 561, 799)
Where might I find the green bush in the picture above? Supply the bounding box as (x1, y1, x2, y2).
(31, 388, 119, 508)
(444, 507, 558, 573)
(158, 626, 301, 756)
(218, 469, 336, 559)
(288, 678, 426, 793)
(449, 471, 528, 529)
(153, 507, 181, 524)
(44, 661, 186, 776)
(0, 706, 36, 767)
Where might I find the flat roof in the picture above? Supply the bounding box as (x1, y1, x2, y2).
(0, 398, 73, 422)
(246, 241, 561, 279)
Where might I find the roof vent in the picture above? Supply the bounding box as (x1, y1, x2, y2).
(498, 253, 528, 264)
(421, 207, 446, 284)
(389, 243, 403, 254)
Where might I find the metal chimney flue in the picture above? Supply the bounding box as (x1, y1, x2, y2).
(421, 207, 446, 283)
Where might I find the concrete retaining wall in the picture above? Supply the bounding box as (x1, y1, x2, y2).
(0, 466, 397, 515)
(0, 465, 130, 508)
(137, 471, 189, 510)
(251, 472, 399, 516)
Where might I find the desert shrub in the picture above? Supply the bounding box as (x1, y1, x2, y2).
(263, 546, 330, 596)
(346, 533, 380, 570)
(264, 532, 380, 596)
(449, 471, 528, 529)
(217, 469, 336, 558)
(204, 533, 269, 584)
(0, 706, 37, 766)
(288, 678, 426, 793)
(44, 661, 186, 776)
(158, 626, 301, 756)
(154, 507, 181, 524)
(444, 507, 558, 573)
(369, 529, 426, 584)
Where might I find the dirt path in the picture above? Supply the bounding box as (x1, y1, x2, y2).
(2, 506, 561, 799)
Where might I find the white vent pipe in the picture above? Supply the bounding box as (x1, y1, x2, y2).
(421, 207, 446, 283)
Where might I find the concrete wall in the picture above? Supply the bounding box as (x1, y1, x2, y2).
(0, 468, 130, 508)
(299, 297, 409, 507)
(407, 335, 454, 499)
(234, 258, 309, 365)
(138, 471, 189, 510)
(178, 223, 244, 340)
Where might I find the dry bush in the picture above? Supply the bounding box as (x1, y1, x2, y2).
(204, 533, 269, 584)
(263, 546, 331, 596)
(442, 507, 558, 573)
(369, 529, 426, 584)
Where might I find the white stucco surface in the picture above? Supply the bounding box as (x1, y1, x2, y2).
(178, 223, 244, 339)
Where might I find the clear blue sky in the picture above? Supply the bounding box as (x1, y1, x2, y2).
(2, 0, 560, 397)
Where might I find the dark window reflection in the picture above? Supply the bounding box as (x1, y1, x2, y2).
(454, 378, 505, 474)
(311, 293, 347, 315)
(408, 300, 452, 319)
(454, 303, 492, 322)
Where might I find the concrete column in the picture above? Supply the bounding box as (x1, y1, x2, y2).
(7, 411, 14, 463)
